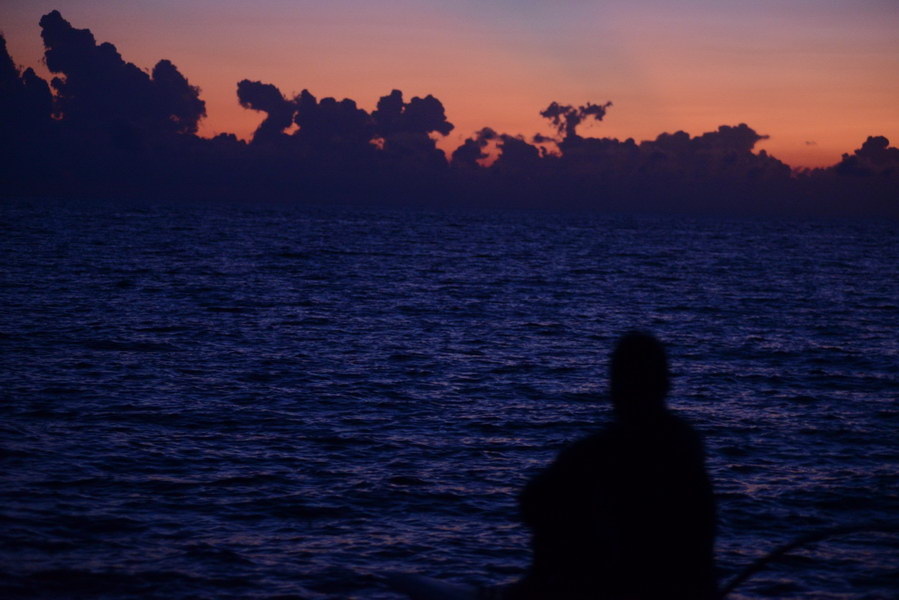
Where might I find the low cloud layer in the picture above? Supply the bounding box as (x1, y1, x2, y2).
(1, 11, 896, 216)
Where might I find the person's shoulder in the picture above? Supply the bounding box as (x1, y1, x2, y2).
(659, 410, 707, 454)
(665, 410, 703, 435)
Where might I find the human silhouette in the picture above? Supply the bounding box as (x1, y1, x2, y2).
(503, 332, 717, 600)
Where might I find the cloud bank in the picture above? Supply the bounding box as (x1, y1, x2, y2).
(1, 11, 896, 216)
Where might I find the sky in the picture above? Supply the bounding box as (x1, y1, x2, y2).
(2, 0, 898, 168)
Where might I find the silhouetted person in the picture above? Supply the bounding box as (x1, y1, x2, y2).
(504, 332, 716, 600)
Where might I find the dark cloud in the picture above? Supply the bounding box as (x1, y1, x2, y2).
(372, 89, 453, 137)
(371, 89, 405, 137)
(692, 124, 767, 154)
(1, 33, 53, 137)
(834, 136, 899, 177)
(39, 9, 205, 136)
(636, 124, 786, 183)
(540, 101, 612, 139)
(237, 80, 294, 143)
(1, 11, 896, 216)
(293, 90, 373, 147)
(451, 127, 497, 168)
(450, 137, 488, 168)
(493, 134, 542, 173)
(152, 60, 205, 135)
(402, 94, 454, 136)
(1, 32, 55, 193)
(370, 89, 454, 167)
(452, 128, 548, 173)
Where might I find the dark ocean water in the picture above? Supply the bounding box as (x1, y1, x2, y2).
(1, 198, 897, 599)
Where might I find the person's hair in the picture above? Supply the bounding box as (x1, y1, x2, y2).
(610, 331, 670, 418)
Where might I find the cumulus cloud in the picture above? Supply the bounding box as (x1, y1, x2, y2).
(1, 11, 895, 216)
(493, 134, 542, 172)
(692, 124, 767, 154)
(152, 60, 205, 134)
(0, 33, 53, 137)
(372, 89, 454, 137)
(402, 94, 454, 136)
(39, 9, 205, 136)
(635, 124, 783, 180)
(452, 127, 555, 172)
(540, 100, 613, 139)
(370, 89, 454, 166)
(835, 136, 899, 177)
(293, 90, 373, 146)
(451, 127, 497, 168)
(237, 79, 295, 143)
(1, 32, 55, 193)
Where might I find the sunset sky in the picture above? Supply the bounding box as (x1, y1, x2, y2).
(2, 0, 897, 168)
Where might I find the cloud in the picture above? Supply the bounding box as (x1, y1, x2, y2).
(452, 128, 552, 172)
(540, 100, 613, 139)
(152, 60, 205, 135)
(0, 33, 53, 137)
(372, 89, 454, 137)
(834, 136, 899, 177)
(237, 79, 294, 143)
(0, 11, 895, 216)
(370, 89, 454, 166)
(493, 134, 541, 172)
(1, 32, 56, 193)
(451, 127, 497, 168)
(691, 124, 767, 154)
(402, 94, 454, 136)
(39, 10, 205, 136)
(293, 90, 373, 147)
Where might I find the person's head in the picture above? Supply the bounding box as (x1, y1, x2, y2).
(609, 331, 670, 420)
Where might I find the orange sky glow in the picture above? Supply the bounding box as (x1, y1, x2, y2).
(2, 0, 898, 169)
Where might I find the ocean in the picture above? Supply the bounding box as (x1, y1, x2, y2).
(1, 198, 897, 599)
